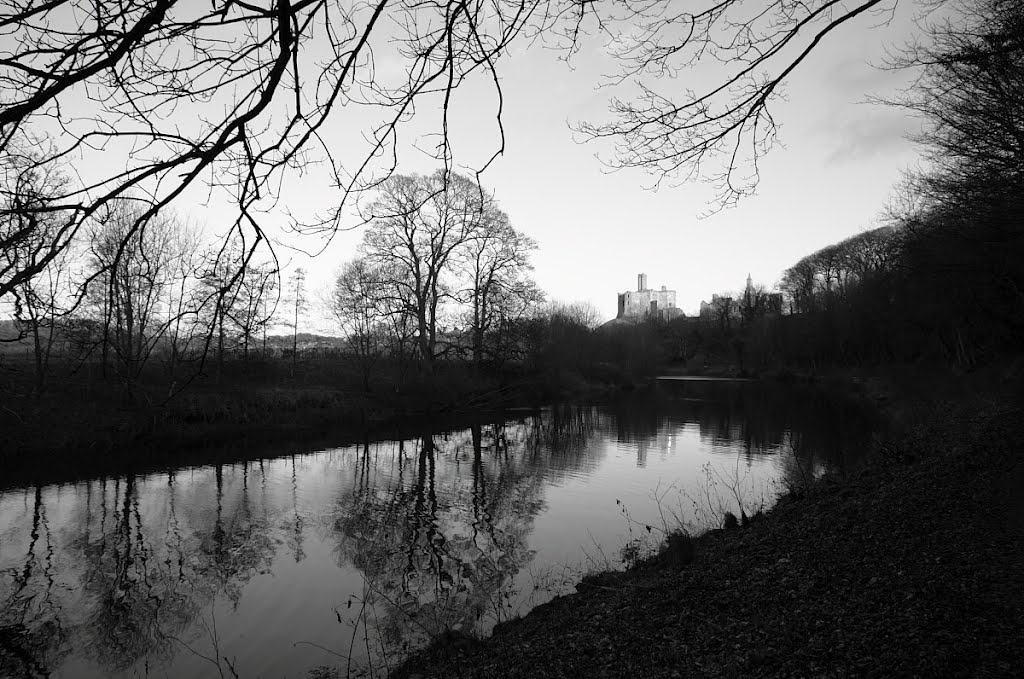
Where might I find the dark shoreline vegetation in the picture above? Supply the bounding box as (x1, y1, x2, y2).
(390, 371, 1024, 679)
(0, 357, 627, 490)
(0, 339, 893, 492)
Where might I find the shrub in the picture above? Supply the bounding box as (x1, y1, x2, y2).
(661, 531, 696, 568)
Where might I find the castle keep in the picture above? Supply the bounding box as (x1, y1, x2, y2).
(616, 273, 683, 321)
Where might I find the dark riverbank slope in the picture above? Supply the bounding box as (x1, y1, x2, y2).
(0, 364, 629, 490)
(392, 390, 1024, 678)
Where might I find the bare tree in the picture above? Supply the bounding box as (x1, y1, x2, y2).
(360, 171, 493, 376)
(0, 136, 77, 301)
(572, 0, 898, 211)
(838, 227, 903, 281)
(716, 295, 738, 334)
(741, 282, 772, 325)
(0, 145, 75, 392)
(810, 245, 844, 309)
(888, 0, 1024, 186)
(0, 0, 551, 305)
(483, 276, 546, 368)
(459, 207, 539, 365)
(8, 245, 75, 394)
(329, 258, 388, 390)
(196, 237, 278, 376)
(781, 257, 819, 314)
(286, 266, 307, 372)
(164, 221, 205, 379)
(198, 246, 237, 380)
(883, 0, 1024, 349)
(230, 263, 278, 361)
(86, 199, 182, 390)
(546, 300, 604, 330)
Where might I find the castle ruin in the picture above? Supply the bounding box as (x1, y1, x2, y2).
(616, 273, 684, 321)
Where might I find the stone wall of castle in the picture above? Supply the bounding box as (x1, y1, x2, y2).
(616, 273, 682, 320)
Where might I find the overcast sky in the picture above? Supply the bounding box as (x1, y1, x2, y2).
(173, 1, 928, 328)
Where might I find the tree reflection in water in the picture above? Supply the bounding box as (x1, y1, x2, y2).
(0, 384, 873, 678)
(0, 485, 67, 678)
(330, 420, 562, 670)
(0, 466, 281, 678)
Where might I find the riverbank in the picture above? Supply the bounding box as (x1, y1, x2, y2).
(0, 362, 630, 489)
(392, 387, 1024, 677)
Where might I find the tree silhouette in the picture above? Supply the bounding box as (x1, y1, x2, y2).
(0, 0, 545, 302)
(572, 0, 895, 211)
(360, 171, 507, 376)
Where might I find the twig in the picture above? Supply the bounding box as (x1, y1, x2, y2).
(293, 641, 349, 659)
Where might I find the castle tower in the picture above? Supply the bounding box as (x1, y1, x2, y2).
(618, 274, 680, 320)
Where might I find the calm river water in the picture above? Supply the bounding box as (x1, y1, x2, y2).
(0, 379, 875, 678)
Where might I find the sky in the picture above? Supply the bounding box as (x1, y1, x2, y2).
(267, 0, 928, 327)
(6, 1, 930, 329)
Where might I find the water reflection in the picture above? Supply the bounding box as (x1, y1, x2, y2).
(0, 381, 875, 678)
(615, 380, 870, 482)
(332, 428, 543, 659)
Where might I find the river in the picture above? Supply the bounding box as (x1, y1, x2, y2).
(0, 378, 876, 678)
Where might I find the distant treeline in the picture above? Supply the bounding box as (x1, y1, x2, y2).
(621, 0, 1024, 374)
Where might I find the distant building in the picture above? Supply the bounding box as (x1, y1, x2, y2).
(616, 273, 684, 321)
(700, 293, 736, 319)
(700, 273, 783, 320)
